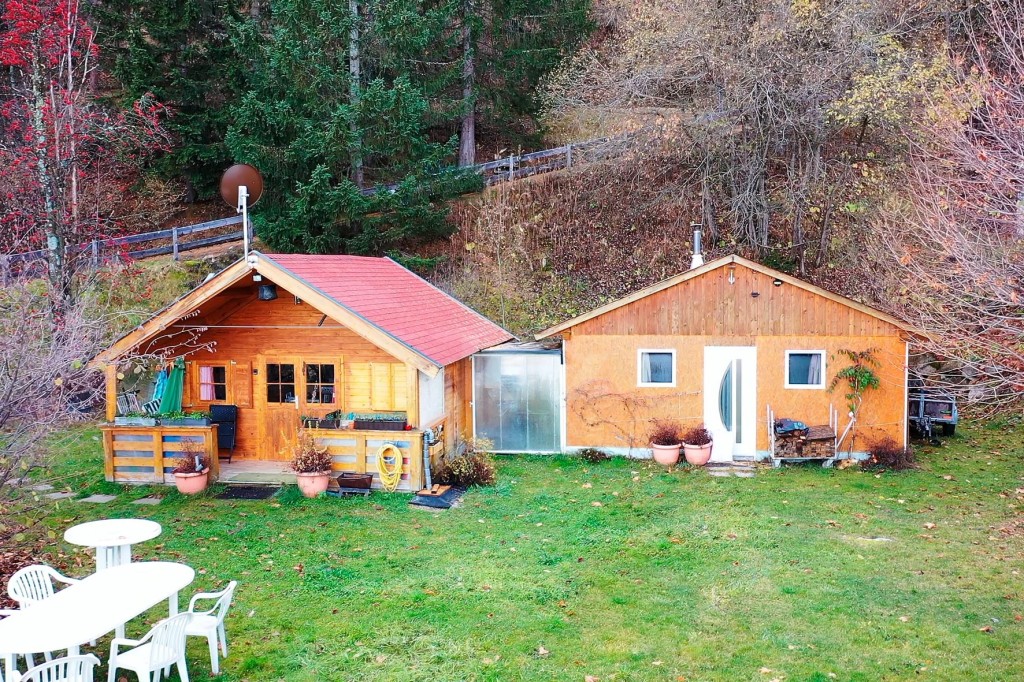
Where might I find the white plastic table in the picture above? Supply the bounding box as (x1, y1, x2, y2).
(0, 561, 194, 682)
(64, 519, 162, 571)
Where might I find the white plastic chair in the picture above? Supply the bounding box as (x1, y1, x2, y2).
(6, 566, 90, 663)
(11, 654, 100, 682)
(107, 613, 191, 682)
(184, 581, 237, 674)
(7, 566, 79, 608)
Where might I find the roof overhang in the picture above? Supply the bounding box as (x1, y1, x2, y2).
(91, 252, 443, 375)
(535, 254, 918, 339)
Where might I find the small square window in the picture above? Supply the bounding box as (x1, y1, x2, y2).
(785, 351, 825, 389)
(199, 364, 227, 402)
(638, 350, 675, 387)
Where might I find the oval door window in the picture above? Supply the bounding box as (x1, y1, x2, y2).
(718, 364, 733, 431)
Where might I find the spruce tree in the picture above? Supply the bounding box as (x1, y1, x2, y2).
(96, 0, 246, 200)
(227, 0, 480, 254)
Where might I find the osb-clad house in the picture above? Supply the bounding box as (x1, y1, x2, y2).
(536, 255, 914, 462)
(92, 252, 513, 490)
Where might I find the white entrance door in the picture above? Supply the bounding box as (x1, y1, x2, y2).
(703, 347, 757, 461)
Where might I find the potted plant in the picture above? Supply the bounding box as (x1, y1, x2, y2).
(649, 419, 682, 466)
(114, 411, 158, 427)
(291, 435, 333, 497)
(682, 424, 714, 466)
(172, 441, 210, 494)
(161, 410, 212, 427)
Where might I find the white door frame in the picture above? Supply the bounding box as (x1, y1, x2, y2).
(703, 346, 757, 461)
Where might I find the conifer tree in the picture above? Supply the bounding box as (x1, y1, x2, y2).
(227, 0, 480, 254)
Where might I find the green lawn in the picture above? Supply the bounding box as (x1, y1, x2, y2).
(30, 423, 1024, 681)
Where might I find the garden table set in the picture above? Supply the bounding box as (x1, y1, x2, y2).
(0, 518, 237, 682)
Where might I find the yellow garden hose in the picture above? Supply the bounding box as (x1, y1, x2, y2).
(376, 443, 403, 492)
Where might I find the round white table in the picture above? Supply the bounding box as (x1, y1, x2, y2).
(64, 519, 162, 571)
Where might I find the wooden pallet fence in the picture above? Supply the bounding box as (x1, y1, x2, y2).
(101, 424, 220, 484)
(306, 428, 424, 491)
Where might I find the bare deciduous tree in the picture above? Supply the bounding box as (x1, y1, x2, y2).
(882, 0, 1024, 410)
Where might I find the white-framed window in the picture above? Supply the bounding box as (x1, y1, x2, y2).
(785, 350, 826, 389)
(637, 349, 676, 387)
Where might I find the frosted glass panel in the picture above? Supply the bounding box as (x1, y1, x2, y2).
(473, 353, 561, 453)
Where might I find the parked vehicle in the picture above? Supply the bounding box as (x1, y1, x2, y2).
(908, 375, 958, 438)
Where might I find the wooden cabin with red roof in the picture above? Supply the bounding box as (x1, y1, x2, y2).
(92, 252, 513, 491)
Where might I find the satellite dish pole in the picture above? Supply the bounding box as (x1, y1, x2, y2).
(219, 164, 265, 258)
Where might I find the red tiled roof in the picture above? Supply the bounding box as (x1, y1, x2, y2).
(264, 253, 513, 367)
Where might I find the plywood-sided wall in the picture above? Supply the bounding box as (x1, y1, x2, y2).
(561, 262, 909, 454)
(564, 334, 906, 453)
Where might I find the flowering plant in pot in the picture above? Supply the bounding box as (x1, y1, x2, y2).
(172, 441, 210, 494)
(648, 419, 682, 466)
(291, 435, 333, 497)
(682, 424, 714, 466)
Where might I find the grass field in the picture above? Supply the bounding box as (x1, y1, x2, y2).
(28, 423, 1024, 681)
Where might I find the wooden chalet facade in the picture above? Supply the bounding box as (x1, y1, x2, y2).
(537, 255, 914, 461)
(93, 252, 512, 490)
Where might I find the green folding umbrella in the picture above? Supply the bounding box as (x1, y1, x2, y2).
(159, 358, 186, 414)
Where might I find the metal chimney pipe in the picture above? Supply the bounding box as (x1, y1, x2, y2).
(690, 223, 704, 269)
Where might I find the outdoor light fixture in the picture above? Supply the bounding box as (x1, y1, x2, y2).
(773, 278, 783, 287)
(258, 283, 278, 301)
(728, 265, 736, 285)
(253, 274, 263, 282)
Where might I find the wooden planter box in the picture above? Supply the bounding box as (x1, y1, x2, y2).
(354, 419, 407, 431)
(337, 472, 374, 489)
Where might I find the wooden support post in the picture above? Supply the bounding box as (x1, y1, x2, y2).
(408, 433, 424, 491)
(105, 364, 118, 422)
(91, 240, 100, 269)
(153, 429, 165, 484)
(406, 365, 420, 428)
(508, 153, 515, 181)
(208, 425, 220, 481)
(171, 227, 179, 261)
(102, 428, 115, 482)
(356, 435, 367, 474)
(566, 144, 572, 169)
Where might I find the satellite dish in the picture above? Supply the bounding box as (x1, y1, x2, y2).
(220, 164, 264, 208)
(219, 164, 264, 257)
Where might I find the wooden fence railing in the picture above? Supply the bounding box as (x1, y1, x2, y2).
(305, 427, 424, 492)
(6, 215, 243, 271)
(7, 136, 622, 273)
(100, 424, 220, 484)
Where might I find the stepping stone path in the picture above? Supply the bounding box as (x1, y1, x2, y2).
(132, 497, 163, 506)
(79, 494, 117, 504)
(44, 491, 74, 500)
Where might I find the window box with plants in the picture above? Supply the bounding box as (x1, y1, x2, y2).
(161, 411, 212, 427)
(352, 412, 408, 431)
(292, 435, 334, 498)
(301, 411, 347, 430)
(114, 411, 158, 427)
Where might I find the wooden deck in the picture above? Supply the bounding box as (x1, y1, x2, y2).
(219, 460, 295, 485)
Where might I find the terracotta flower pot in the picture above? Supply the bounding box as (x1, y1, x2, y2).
(174, 468, 210, 495)
(295, 471, 332, 498)
(651, 443, 681, 466)
(683, 442, 714, 466)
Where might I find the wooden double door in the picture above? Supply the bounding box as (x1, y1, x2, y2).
(255, 355, 342, 460)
